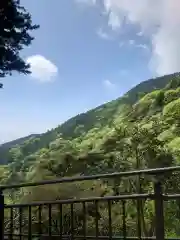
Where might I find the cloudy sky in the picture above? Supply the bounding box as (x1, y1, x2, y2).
(0, 0, 180, 143)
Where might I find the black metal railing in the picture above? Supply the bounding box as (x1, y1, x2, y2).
(1, 166, 180, 240)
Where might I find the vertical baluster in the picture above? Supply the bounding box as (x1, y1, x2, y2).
(108, 200, 112, 240)
(19, 207, 22, 240)
(48, 204, 52, 237)
(28, 206, 32, 240)
(0, 189, 4, 240)
(95, 200, 99, 239)
(71, 203, 74, 240)
(137, 173, 142, 240)
(9, 208, 13, 240)
(82, 202, 87, 239)
(59, 204, 63, 239)
(137, 198, 142, 240)
(38, 205, 42, 238)
(122, 200, 126, 240)
(154, 181, 164, 240)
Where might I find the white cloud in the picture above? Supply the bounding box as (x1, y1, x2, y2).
(120, 40, 148, 51)
(103, 79, 116, 90)
(75, 0, 96, 5)
(137, 31, 143, 37)
(129, 39, 135, 45)
(97, 28, 112, 40)
(128, 40, 148, 51)
(108, 11, 121, 30)
(136, 44, 149, 51)
(26, 55, 58, 82)
(104, 0, 180, 75)
(77, 0, 180, 76)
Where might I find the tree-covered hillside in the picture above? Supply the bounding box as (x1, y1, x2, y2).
(0, 134, 40, 164)
(2, 72, 180, 238)
(0, 72, 179, 165)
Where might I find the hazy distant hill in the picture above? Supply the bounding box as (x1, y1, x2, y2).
(0, 134, 39, 164)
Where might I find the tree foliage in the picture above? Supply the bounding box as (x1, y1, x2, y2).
(0, 0, 39, 85)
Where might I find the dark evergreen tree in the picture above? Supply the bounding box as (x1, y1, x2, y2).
(0, 0, 39, 86)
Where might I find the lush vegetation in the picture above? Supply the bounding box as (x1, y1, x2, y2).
(2, 72, 180, 238)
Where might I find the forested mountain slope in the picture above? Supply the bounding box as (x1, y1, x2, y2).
(0, 72, 179, 165)
(0, 72, 180, 184)
(0, 134, 39, 164)
(2, 73, 180, 238)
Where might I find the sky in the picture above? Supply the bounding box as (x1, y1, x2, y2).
(0, 0, 180, 143)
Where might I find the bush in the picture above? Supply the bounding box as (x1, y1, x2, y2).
(163, 99, 180, 124)
(131, 99, 151, 119)
(154, 90, 165, 106)
(164, 88, 180, 104)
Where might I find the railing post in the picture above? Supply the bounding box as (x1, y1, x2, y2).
(0, 188, 4, 240)
(154, 180, 164, 240)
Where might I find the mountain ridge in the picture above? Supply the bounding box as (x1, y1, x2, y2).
(0, 72, 179, 165)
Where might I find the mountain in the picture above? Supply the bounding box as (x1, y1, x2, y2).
(0, 72, 179, 165)
(2, 72, 180, 237)
(0, 134, 40, 164)
(0, 134, 40, 148)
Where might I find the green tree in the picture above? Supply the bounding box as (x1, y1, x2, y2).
(0, 0, 39, 86)
(154, 90, 164, 106)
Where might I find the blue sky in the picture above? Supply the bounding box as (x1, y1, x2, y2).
(0, 0, 180, 143)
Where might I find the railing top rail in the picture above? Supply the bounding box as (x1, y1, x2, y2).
(5, 193, 153, 208)
(1, 165, 180, 190)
